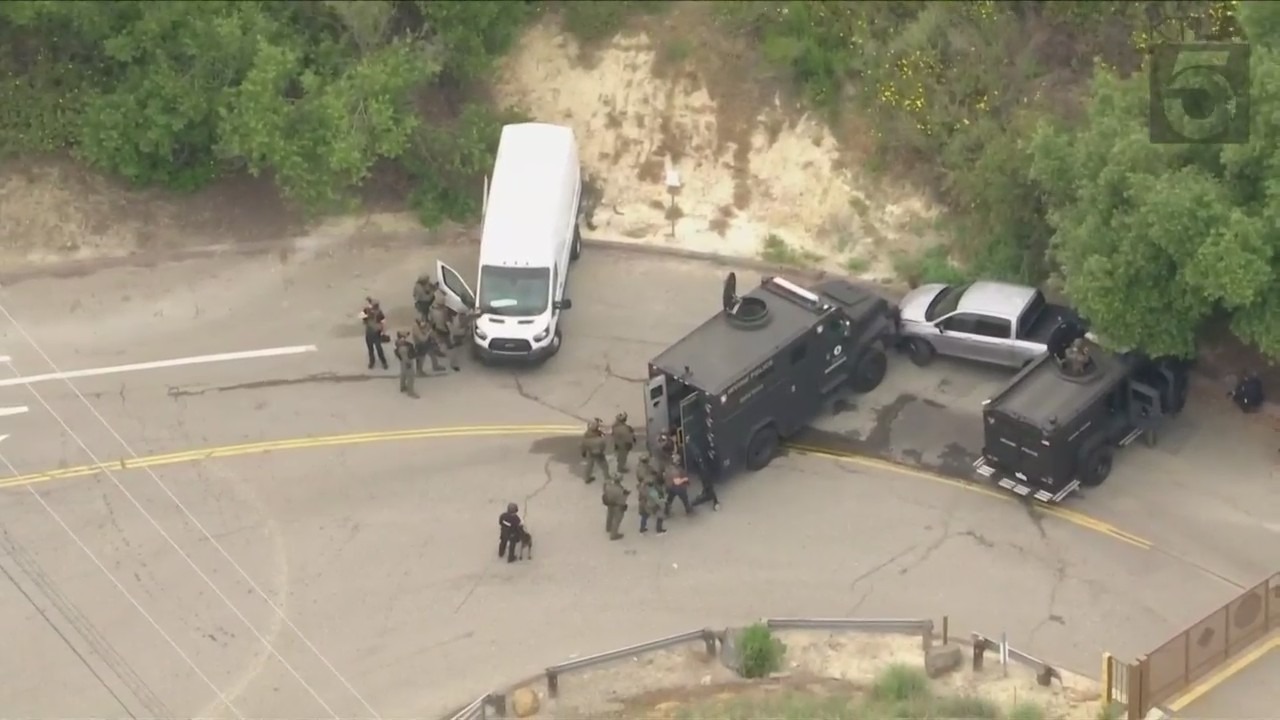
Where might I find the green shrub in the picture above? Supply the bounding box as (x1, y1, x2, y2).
(559, 1, 669, 46)
(893, 245, 972, 287)
(871, 664, 931, 704)
(406, 103, 529, 228)
(932, 694, 1001, 719)
(738, 622, 784, 679)
(1008, 702, 1048, 720)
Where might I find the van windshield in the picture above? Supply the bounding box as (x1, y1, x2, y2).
(478, 265, 551, 316)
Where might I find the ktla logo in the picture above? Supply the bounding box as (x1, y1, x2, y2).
(1150, 42, 1250, 144)
(1148, 15, 1251, 145)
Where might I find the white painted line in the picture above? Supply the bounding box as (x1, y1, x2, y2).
(0, 434, 8, 444)
(0, 356, 10, 363)
(0, 406, 29, 417)
(0, 345, 319, 388)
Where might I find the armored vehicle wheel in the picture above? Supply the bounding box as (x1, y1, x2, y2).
(570, 224, 582, 261)
(745, 425, 779, 471)
(849, 348, 888, 393)
(906, 339, 935, 367)
(1079, 445, 1113, 487)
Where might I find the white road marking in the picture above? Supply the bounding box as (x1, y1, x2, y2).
(0, 434, 8, 444)
(0, 356, 9, 363)
(0, 345, 319, 388)
(0, 406, 29, 417)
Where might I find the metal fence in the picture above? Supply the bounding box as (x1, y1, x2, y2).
(443, 615, 1072, 720)
(1109, 570, 1279, 720)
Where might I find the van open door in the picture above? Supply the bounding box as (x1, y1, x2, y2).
(436, 260, 476, 315)
(645, 371, 669, 456)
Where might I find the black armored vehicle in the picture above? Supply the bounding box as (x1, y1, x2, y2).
(644, 272, 898, 476)
(973, 337, 1189, 503)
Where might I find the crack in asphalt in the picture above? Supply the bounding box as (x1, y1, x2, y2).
(167, 372, 381, 397)
(603, 359, 646, 384)
(512, 374, 589, 424)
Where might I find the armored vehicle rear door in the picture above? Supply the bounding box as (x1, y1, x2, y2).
(677, 391, 706, 470)
(645, 371, 669, 454)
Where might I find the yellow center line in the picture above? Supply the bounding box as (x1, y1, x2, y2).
(787, 443, 1153, 550)
(0, 425, 1152, 550)
(0, 425, 581, 488)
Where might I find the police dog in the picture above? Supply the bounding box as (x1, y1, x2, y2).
(516, 526, 533, 560)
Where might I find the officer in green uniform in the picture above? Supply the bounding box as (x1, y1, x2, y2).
(602, 475, 630, 540)
(581, 419, 610, 483)
(611, 412, 636, 472)
(394, 331, 418, 398)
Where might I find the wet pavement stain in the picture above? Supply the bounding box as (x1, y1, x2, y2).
(527, 435, 582, 468)
(793, 393, 985, 487)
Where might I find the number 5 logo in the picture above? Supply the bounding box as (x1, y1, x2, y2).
(1149, 42, 1251, 144)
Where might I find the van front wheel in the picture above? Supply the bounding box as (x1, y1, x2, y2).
(570, 225, 582, 261)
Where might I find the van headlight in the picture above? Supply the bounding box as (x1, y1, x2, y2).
(533, 327, 550, 342)
(473, 326, 488, 341)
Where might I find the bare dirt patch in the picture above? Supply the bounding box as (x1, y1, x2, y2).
(0, 156, 447, 269)
(0, 157, 305, 265)
(492, 6, 943, 281)
(511, 630, 1103, 720)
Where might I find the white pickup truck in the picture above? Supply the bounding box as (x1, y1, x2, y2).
(896, 281, 1084, 370)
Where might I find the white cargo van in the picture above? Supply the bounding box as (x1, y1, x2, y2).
(436, 123, 582, 363)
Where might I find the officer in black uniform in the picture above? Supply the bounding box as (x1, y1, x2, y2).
(498, 502, 523, 563)
(687, 435, 721, 511)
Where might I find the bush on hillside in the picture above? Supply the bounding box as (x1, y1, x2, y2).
(738, 623, 784, 679)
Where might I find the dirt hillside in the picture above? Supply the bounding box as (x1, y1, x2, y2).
(493, 7, 943, 280)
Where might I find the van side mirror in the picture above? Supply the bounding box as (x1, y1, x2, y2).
(556, 298, 573, 310)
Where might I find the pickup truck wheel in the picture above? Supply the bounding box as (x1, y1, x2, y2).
(1079, 445, 1113, 487)
(745, 425, 779, 471)
(848, 348, 888, 393)
(906, 339, 936, 367)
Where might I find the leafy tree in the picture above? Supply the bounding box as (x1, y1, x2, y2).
(1030, 2, 1280, 358)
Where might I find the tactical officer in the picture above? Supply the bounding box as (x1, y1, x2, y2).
(687, 436, 721, 511)
(611, 412, 636, 472)
(602, 475, 630, 541)
(581, 419, 610, 483)
(394, 331, 418, 398)
(1229, 370, 1264, 413)
(1062, 338, 1091, 376)
(427, 290, 454, 365)
(498, 502, 523, 563)
(444, 308, 467, 372)
(411, 316, 444, 375)
(636, 455, 667, 534)
(412, 274, 437, 321)
(361, 297, 388, 370)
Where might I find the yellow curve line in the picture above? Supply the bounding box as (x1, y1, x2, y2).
(787, 443, 1152, 550)
(0, 425, 1154, 550)
(0, 425, 581, 488)
(1167, 634, 1280, 711)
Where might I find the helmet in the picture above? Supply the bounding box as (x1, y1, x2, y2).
(587, 419, 600, 432)
(616, 412, 628, 422)
(638, 453, 650, 464)
(507, 502, 518, 513)
(418, 274, 430, 283)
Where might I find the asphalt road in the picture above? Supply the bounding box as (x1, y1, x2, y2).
(1174, 637, 1280, 718)
(0, 240, 1276, 717)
